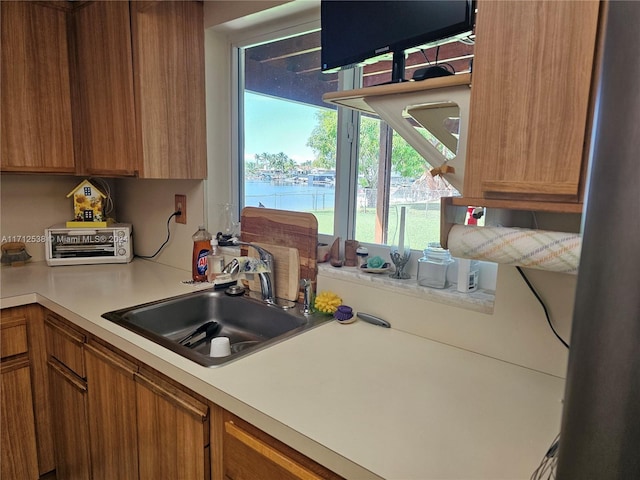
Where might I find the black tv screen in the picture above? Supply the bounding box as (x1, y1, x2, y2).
(321, 0, 474, 78)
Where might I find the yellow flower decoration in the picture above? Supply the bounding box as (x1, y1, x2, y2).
(314, 291, 342, 315)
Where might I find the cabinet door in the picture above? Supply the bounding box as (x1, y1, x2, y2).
(2, 305, 55, 476)
(1, 358, 39, 480)
(27, 306, 56, 476)
(222, 412, 344, 480)
(131, 0, 207, 179)
(135, 368, 210, 480)
(71, 1, 138, 176)
(85, 341, 139, 480)
(47, 357, 92, 480)
(45, 312, 86, 379)
(464, 0, 600, 208)
(0, 1, 75, 173)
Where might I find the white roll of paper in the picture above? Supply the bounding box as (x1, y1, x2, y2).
(448, 225, 581, 274)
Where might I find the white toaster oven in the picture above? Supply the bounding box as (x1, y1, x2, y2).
(45, 223, 133, 266)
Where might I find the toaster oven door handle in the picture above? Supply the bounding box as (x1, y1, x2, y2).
(62, 229, 98, 235)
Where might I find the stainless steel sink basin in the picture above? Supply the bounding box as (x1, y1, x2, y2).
(102, 289, 329, 367)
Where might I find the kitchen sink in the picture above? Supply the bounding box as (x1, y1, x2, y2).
(102, 289, 329, 367)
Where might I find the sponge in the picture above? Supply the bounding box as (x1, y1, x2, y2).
(314, 291, 342, 314)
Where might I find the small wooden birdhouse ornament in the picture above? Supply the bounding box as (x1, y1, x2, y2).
(66, 180, 107, 227)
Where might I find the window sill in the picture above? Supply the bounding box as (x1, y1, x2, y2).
(318, 263, 495, 315)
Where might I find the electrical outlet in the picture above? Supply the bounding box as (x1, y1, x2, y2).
(175, 194, 187, 224)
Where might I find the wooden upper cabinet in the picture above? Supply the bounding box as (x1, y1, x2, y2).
(463, 0, 601, 211)
(1, 1, 75, 173)
(131, 0, 207, 179)
(2, 0, 206, 179)
(71, 1, 138, 176)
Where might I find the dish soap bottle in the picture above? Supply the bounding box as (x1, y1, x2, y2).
(192, 225, 212, 282)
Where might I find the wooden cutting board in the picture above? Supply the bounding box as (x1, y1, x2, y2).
(244, 243, 300, 302)
(241, 207, 318, 301)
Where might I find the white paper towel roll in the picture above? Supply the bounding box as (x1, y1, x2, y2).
(448, 225, 581, 274)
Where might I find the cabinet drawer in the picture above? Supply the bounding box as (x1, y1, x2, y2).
(223, 418, 343, 480)
(45, 313, 85, 378)
(0, 317, 28, 359)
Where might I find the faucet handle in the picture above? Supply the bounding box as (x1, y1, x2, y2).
(300, 278, 314, 315)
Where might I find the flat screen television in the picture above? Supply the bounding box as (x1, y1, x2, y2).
(321, 0, 475, 83)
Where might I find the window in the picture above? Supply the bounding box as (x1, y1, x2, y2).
(238, 30, 338, 235)
(235, 17, 473, 251)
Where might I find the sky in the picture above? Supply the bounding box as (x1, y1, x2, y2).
(244, 92, 321, 164)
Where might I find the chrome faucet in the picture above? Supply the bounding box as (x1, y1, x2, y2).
(223, 241, 276, 304)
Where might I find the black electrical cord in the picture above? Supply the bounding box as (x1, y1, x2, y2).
(440, 62, 456, 74)
(516, 266, 570, 350)
(420, 48, 432, 65)
(419, 48, 455, 74)
(135, 211, 181, 259)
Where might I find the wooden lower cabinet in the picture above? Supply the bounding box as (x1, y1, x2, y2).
(85, 340, 139, 480)
(1, 305, 55, 479)
(45, 311, 210, 480)
(45, 312, 91, 480)
(48, 357, 92, 480)
(1, 357, 40, 479)
(219, 409, 344, 480)
(136, 368, 210, 480)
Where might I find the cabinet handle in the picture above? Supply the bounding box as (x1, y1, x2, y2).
(482, 180, 579, 198)
(224, 421, 323, 480)
(84, 341, 137, 378)
(47, 357, 87, 392)
(134, 371, 208, 420)
(1, 355, 30, 374)
(45, 314, 85, 344)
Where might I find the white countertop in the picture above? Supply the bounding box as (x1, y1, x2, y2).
(0, 260, 565, 480)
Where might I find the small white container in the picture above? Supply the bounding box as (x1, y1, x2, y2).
(417, 243, 453, 289)
(356, 246, 369, 267)
(456, 258, 479, 293)
(209, 337, 231, 357)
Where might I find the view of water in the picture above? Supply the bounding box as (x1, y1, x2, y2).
(245, 181, 335, 212)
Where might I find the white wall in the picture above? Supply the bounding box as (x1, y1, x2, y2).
(114, 178, 205, 272)
(319, 265, 575, 377)
(204, 27, 234, 230)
